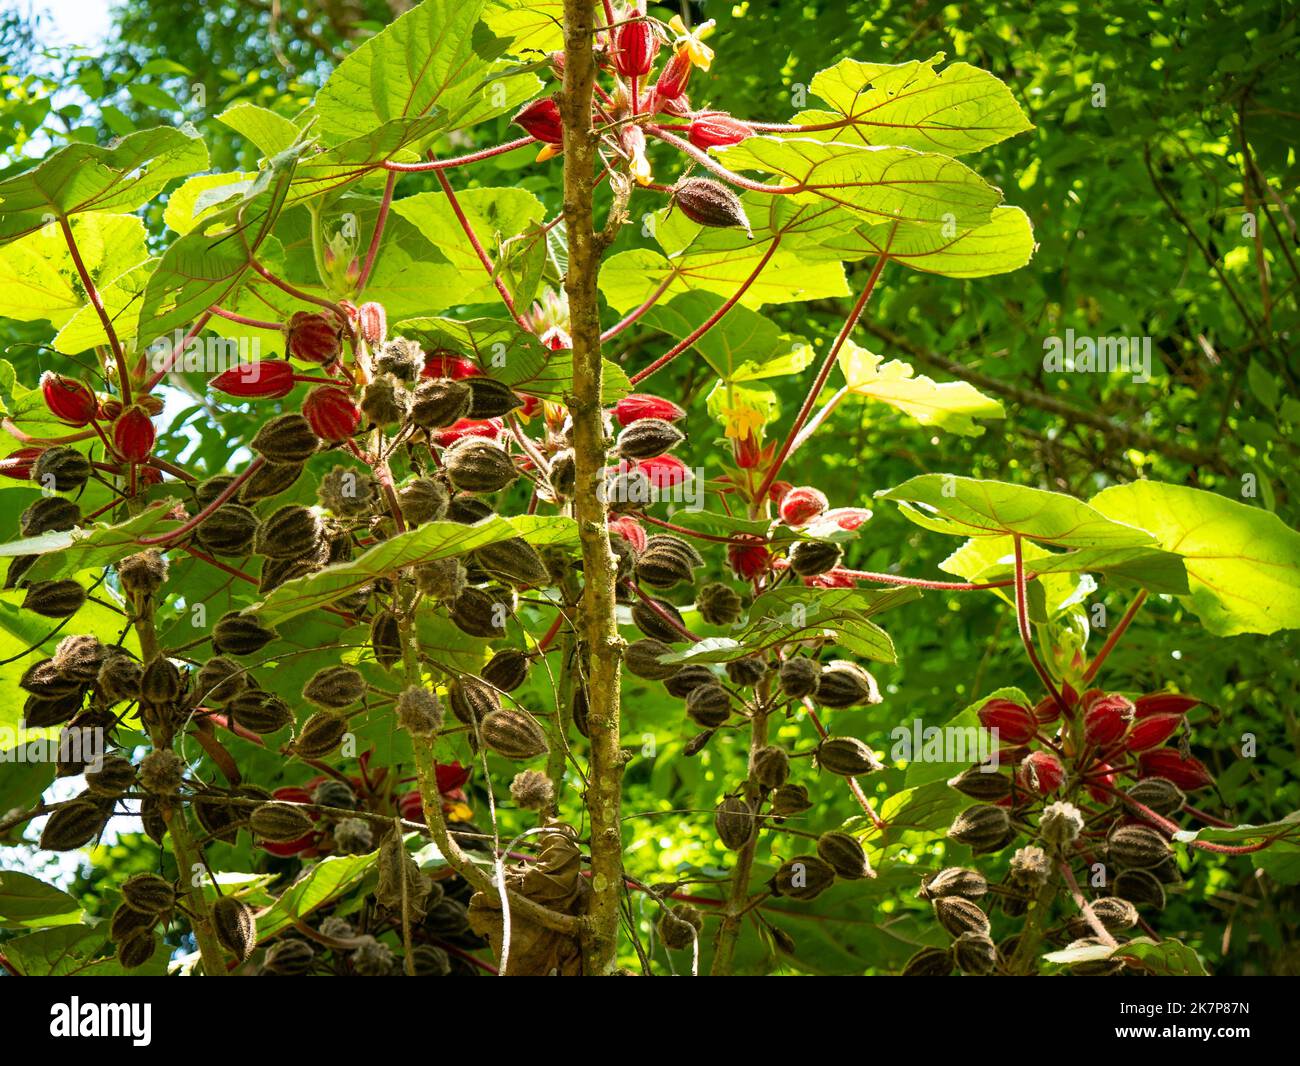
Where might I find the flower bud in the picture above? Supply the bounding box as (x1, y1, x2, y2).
(41, 372, 97, 426)
(656, 45, 693, 99)
(977, 698, 1037, 745)
(285, 311, 342, 363)
(1017, 750, 1064, 794)
(512, 97, 563, 144)
(357, 301, 386, 347)
(1137, 749, 1214, 791)
(1083, 693, 1134, 747)
(613, 393, 686, 426)
(210, 360, 295, 399)
(613, 6, 658, 76)
(778, 486, 828, 527)
(1125, 712, 1182, 752)
(304, 386, 361, 442)
(687, 112, 752, 150)
(112, 406, 155, 461)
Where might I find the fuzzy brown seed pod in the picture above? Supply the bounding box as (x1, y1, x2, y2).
(635, 534, 703, 589)
(240, 460, 304, 503)
(254, 504, 324, 560)
(933, 895, 991, 938)
(1112, 869, 1166, 910)
(615, 417, 685, 460)
(263, 939, 316, 975)
(1039, 800, 1085, 849)
(662, 664, 716, 699)
(696, 582, 743, 626)
(292, 711, 348, 757)
(686, 682, 731, 727)
(195, 504, 259, 555)
(332, 817, 374, 855)
(788, 540, 843, 578)
(117, 549, 169, 598)
(752, 744, 789, 789)
(770, 783, 812, 820)
(510, 769, 555, 811)
(714, 795, 757, 850)
(121, 873, 176, 915)
(140, 657, 184, 705)
(251, 413, 318, 463)
(683, 729, 716, 756)
(194, 656, 245, 704)
(448, 586, 510, 639)
(250, 801, 315, 842)
(313, 779, 356, 810)
(725, 657, 766, 687)
(480, 708, 548, 761)
(410, 377, 473, 429)
(952, 932, 997, 975)
(110, 901, 158, 943)
(902, 945, 955, 976)
(414, 558, 467, 601)
(139, 749, 185, 795)
(397, 685, 443, 735)
(444, 437, 517, 493)
(674, 177, 752, 234)
(1125, 776, 1186, 816)
(228, 689, 293, 735)
(1009, 845, 1051, 888)
(624, 638, 680, 680)
(20, 495, 81, 537)
(572, 684, 590, 738)
(447, 493, 494, 523)
(448, 676, 500, 725)
(31, 446, 92, 492)
(369, 609, 402, 668)
(947, 765, 1013, 801)
(318, 465, 378, 517)
(816, 735, 883, 777)
(918, 867, 988, 902)
(20, 658, 83, 699)
(549, 449, 576, 500)
(212, 611, 277, 656)
(94, 653, 142, 704)
(777, 657, 820, 699)
(814, 660, 880, 708)
(23, 692, 84, 729)
(39, 798, 110, 850)
(195, 475, 237, 508)
(1077, 896, 1140, 936)
(816, 831, 870, 880)
(193, 793, 241, 845)
(302, 665, 366, 709)
(53, 634, 107, 682)
(947, 804, 1014, 854)
(657, 904, 703, 950)
(375, 339, 423, 382)
(360, 374, 411, 427)
(213, 896, 257, 963)
(115, 929, 159, 970)
(409, 944, 451, 976)
(772, 855, 836, 901)
(398, 477, 450, 525)
(631, 596, 688, 643)
(473, 537, 549, 588)
(481, 649, 532, 692)
(21, 579, 86, 618)
(1107, 824, 1172, 869)
(351, 936, 397, 976)
(85, 755, 137, 798)
(465, 377, 523, 419)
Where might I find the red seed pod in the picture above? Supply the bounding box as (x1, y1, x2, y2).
(1, 447, 45, 480)
(614, 393, 687, 426)
(303, 386, 361, 443)
(1032, 694, 1062, 723)
(357, 302, 387, 347)
(658, 92, 694, 118)
(422, 351, 483, 380)
(608, 515, 648, 553)
(1017, 750, 1065, 794)
(431, 417, 503, 449)
(818, 507, 872, 532)
(1126, 712, 1183, 752)
(656, 45, 693, 99)
(1083, 693, 1134, 747)
(1137, 749, 1214, 791)
(977, 698, 1037, 745)
(41, 372, 98, 426)
(638, 454, 689, 489)
(1087, 761, 1117, 805)
(779, 486, 829, 527)
(1133, 692, 1200, 718)
(613, 6, 658, 77)
(688, 112, 752, 150)
(285, 311, 343, 364)
(210, 360, 296, 399)
(513, 98, 564, 145)
(728, 537, 771, 580)
(112, 406, 155, 462)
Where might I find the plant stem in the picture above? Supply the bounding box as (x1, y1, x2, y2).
(356, 170, 397, 293)
(1012, 535, 1072, 719)
(58, 215, 132, 406)
(1082, 590, 1148, 684)
(382, 136, 536, 171)
(562, 0, 626, 976)
(435, 171, 526, 327)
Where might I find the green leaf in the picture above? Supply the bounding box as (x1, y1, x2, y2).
(257, 514, 577, 625)
(877, 474, 1157, 549)
(838, 339, 1004, 435)
(1090, 481, 1300, 636)
(797, 54, 1033, 155)
(0, 871, 82, 929)
(216, 103, 300, 157)
(0, 126, 208, 243)
(1174, 812, 1300, 885)
(288, 116, 449, 200)
(484, 0, 564, 53)
(251, 853, 379, 942)
(53, 259, 157, 354)
(637, 291, 801, 380)
(0, 502, 178, 583)
(163, 172, 257, 235)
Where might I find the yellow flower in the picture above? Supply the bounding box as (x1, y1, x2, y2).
(668, 15, 716, 71)
(721, 400, 765, 441)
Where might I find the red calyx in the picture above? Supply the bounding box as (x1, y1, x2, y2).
(779, 486, 829, 527)
(431, 417, 503, 448)
(1017, 750, 1065, 794)
(40, 372, 98, 426)
(112, 406, 156, 462)
(728, 536, 771, 580)
(1134, 692, 1200, 718)
(513, 98, 564, 145)
(1083, 693, 1134, 747)
(819, 506, 872, 532)
(656, 46, 692, 99)
(357, 301, 387, 348)
(1087, 761, 1117, 804)
(304, 386, 361, 443)
(1125, 713, 1183, 752)
(422, 351, 483, 380)
(285, 311, 343, 364)
(210, 360, 296, 399)
(978, 698, 1037, 745)
(1, 447, 45, 480)
(1137, 748, 1214, 791)
(613, 7, 658, 77)
(688, 112, 752, 150)
(638, 454, 689, 489)
(608, 515, 648, 554)
(614, 392, 686, 426)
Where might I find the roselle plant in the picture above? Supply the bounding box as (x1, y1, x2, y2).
(0, 0, 1298, 979)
